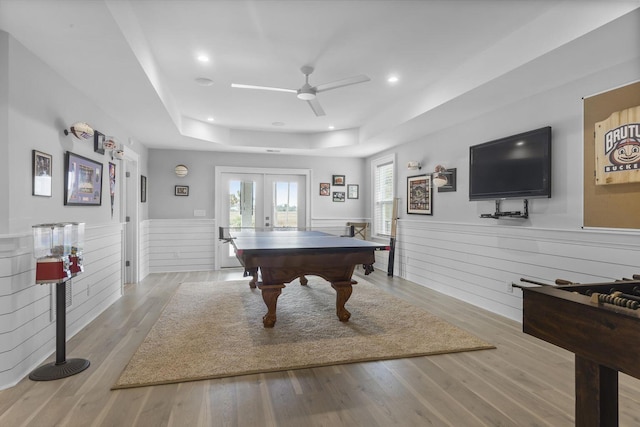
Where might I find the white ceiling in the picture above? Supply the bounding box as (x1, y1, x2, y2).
(1, 0, 638, 157)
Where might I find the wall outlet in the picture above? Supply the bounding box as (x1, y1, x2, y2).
(194, 209, 206, 217)
(506, 280, 514, 293)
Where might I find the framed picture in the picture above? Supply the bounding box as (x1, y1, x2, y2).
(347, 184, 359, 199)
(175, 185, 189, 196)
(94, 130, 105, 155)
(64, 151, 103, 206)
(333, 191, 345, 202)
(407, 174, 432, 215)
(332, 175, 345, 186)
(32, 150, 52, 197)
(319, 182, 330, 196)
(141, 175, 147, 203)
(109, 162, 116, 217)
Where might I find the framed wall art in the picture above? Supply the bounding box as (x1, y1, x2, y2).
(333, 191, 345, 202)
(32, 150, 52, 197)
(319, 182, 330, 196)
(347, 184, 359, 199)
(175, 185, 189, 196)
(407, 174, 432, 215)
(94, 130, 105, 155)
(109, 162, 116, 217)
(332, 175, 345, 186)
(64, 151, 103, 206)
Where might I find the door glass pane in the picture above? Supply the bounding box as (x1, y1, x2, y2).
(228, 180, 256, 257)
(229, 180, 255, 227)
(273, 181, 298, 228)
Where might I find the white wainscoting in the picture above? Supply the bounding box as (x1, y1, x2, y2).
(147, 219, 217, 273)
(0, 224, 123, 390)
(392, 220, 640, 322)
(139, 220, 150, 281)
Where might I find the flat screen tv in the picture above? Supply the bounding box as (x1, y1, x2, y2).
(469, 126, 551, 201)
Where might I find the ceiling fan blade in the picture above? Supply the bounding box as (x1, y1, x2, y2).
(314, 75, 370, 93)
(231, 83, 297, 94)
(307, 98, 325, 116)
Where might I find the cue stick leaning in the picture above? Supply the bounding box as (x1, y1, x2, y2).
(387, 197, 400, 277)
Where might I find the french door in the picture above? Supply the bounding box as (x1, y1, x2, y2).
(217, 168, 309, 268)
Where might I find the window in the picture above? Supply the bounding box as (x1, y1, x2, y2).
(372, 155, 395, 237)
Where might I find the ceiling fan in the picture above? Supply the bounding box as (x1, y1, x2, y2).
(231, 66, 370, 117)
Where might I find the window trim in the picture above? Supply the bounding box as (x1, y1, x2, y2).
(370, 154, 396, 239)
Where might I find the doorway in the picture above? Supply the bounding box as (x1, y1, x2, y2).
(121, 150, 139, 286)
(215, 167, 310, 268)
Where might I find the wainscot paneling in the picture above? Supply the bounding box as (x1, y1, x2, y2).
(0, 224, 123, 390)
(139, 220, 150, 281)
(147, 219, 217, 273)
(393, 220, 640, 322)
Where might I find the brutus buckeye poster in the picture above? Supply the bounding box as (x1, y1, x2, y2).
(595, 105, 640, 185)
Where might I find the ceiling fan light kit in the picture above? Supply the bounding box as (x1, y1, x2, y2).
(232, 65, 370, 117)
(296, 87, 316, 101)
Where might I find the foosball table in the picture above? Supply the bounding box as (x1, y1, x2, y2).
(520, 275, 640, 427)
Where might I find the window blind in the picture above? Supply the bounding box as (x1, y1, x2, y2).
(374, 160, 394, 236)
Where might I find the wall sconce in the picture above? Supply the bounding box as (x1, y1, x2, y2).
(103, 136, 117, 151)
(407, 161, 422, 170)
(433, 165, 457, 192)
(102, 136, 124, 160)
(113, 148, 125, 160)
(175, 164, 189, 177)
(63, 122, 94, 140)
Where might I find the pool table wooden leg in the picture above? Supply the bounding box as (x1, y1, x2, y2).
(331, 282, 353, 322)
(259, 284, 284, 328)
(244, 268, 258, 289)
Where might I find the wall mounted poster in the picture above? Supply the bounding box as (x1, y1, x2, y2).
(32, 150, 52, 197)
(109, 162, 116, 217)
(594, 105, 640, 185)
(583, 80, 640, 229)
(407, 174, 432, 215)
(64, 151, 103, 206)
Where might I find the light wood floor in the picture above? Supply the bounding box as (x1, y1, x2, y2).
(1, 269, 639, 427)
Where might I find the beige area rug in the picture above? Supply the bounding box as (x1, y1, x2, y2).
(113, 278, 494, 389)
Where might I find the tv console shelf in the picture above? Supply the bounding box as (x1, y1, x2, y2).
(480, 199, 529, 219)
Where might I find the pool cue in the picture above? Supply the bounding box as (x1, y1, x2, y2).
(387, 197, 400, 277)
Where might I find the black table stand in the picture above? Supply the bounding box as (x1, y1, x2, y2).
(29, 281, 90, 381)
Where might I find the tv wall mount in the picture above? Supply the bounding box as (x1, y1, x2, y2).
(480, 199, 529, 219)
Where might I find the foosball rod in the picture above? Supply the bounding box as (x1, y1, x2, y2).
(589, 292, 640, 310)
(512, 277, 557, 289)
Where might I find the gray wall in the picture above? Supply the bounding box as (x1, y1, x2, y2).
(147, 150, 367, 222)
(368, 35, 639, 230)
(2, 30, 148, 234)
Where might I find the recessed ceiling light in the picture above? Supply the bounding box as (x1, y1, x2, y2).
(207, 117, 214, 122)
(272, 121, 285, 127)
(387, 75, 399, 84)
(195, 77, 213, 86)
(197, 54, 209, 63)
(266, 149, 281, 153)
(328, 125, 335, 130)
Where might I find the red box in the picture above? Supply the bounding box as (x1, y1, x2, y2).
(36, 257, 71, 284)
